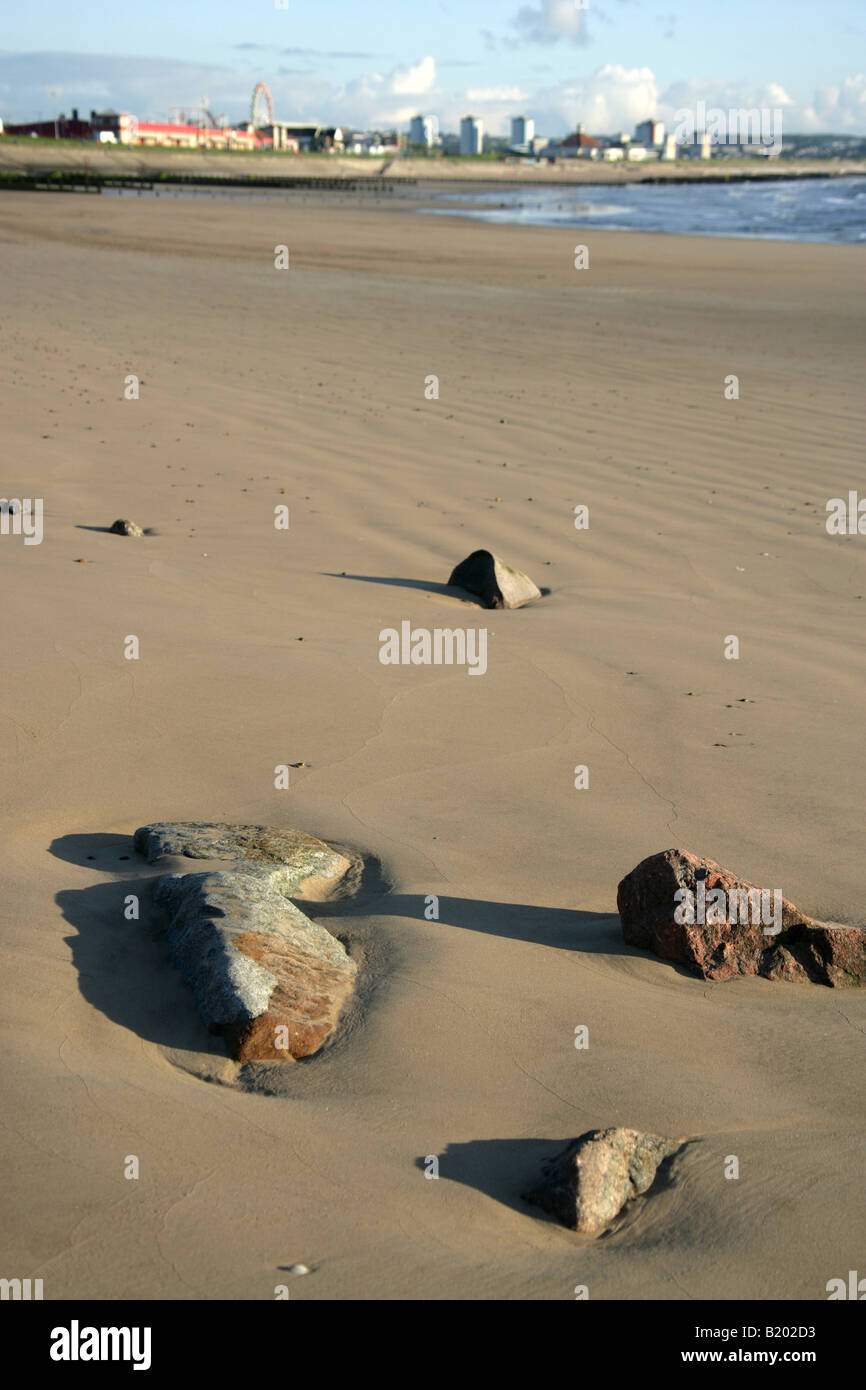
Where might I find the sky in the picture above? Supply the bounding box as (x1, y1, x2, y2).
(1, 0, 865, 136)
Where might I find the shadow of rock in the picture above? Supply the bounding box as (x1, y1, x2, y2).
(50, 831, 139, 869)
(422, 1135, 695, 1228)
(50, 831, 386, 1063)
(323, 572, 473, 600)
(416, 1138, 567, 1216)
(74, 525, 157, 535)
(323, 573, 551, 605)
(374, 893, 625, 955)
(55, 872, 227, 1058)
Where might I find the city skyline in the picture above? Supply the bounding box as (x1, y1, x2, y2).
(1, 0, 865, 135)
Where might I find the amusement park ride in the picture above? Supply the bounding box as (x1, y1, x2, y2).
(250, 82, 274, 130)
(169, 83, 275, 135)
(162, 83, 334, 152)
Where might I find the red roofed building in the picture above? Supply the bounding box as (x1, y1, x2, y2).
(546, 124, 602, 159)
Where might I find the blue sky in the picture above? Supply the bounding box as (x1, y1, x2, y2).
(1, 0, 864, 134)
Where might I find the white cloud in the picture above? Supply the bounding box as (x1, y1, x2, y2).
(0, 52, 271, 124)
(659, 76, 794, 122)
(657, 75, 866, 136)
(2, 51, 865, 138)
(530, 64, 659, 136)
(337, 56, 439, 126)
(390, 55, 436, 97)
(796, 73, 866, 131)
(514, 0, 588, 45)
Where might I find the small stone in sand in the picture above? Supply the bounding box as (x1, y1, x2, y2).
(524, 1127, 683, 1235)
(448, 550, 541, 610)
(109, 519, 144, 537)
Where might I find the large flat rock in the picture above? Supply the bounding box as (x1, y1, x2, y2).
(153, 868, 358, 1061)
(617, 848, 866, 986)
(134, 821, 355, 900)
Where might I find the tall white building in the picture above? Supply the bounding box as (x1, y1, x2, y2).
(409, 114, 435, 147)
(459, 115, 483, 156)
(510, 115, 535, 148)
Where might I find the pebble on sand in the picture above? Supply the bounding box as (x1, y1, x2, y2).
(109, 519, 144, 537)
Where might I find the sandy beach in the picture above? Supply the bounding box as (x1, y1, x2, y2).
(1, 188, 864, 1300)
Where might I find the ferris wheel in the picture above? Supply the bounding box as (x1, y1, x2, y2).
(251, 82, 274, 128)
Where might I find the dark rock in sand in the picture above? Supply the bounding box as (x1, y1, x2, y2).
(617, 848, 866, 986)
(110, 518, 144, 536)
(448, 549, 541, 609)
(153, 868, 357, 1061)
(524, 1127, 683, 1235)
(134, 821, 356, 900)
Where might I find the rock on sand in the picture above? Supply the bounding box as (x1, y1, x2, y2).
(448, 549, 541, 609)
(153, 867, 357, 1061)
(524, 1127, 683, 1235)
(617, 847, 866, 986)
(134, 821, 356, 900)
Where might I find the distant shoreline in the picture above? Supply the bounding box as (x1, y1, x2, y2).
(1, 138, 865, 190)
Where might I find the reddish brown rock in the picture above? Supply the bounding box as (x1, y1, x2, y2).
(227, 926, 356, 1062)
(617, 848, 866, 986)
(153, 868, 357, 1061)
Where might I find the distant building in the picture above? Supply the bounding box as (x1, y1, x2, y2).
(409, 114, 436, 147)
(90, 110, 139, 143)
(3, 108, 270, 149)
(459, 115, 484, 156)
(136, 120, 260, 150)
(634, 119, 665, 148)
(345, 130, 399, 155)
(4, 108, 93, 141)
(546, 124, 602, 159)
(660, 133, 678, 161)
(253, 121, 304, 151)
(510, 115, 535, 148)
(242, 122, 343, 152)
(0, 107, 352, 152)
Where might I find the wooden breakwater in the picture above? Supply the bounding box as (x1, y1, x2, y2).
(0, 168, 409, 195)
